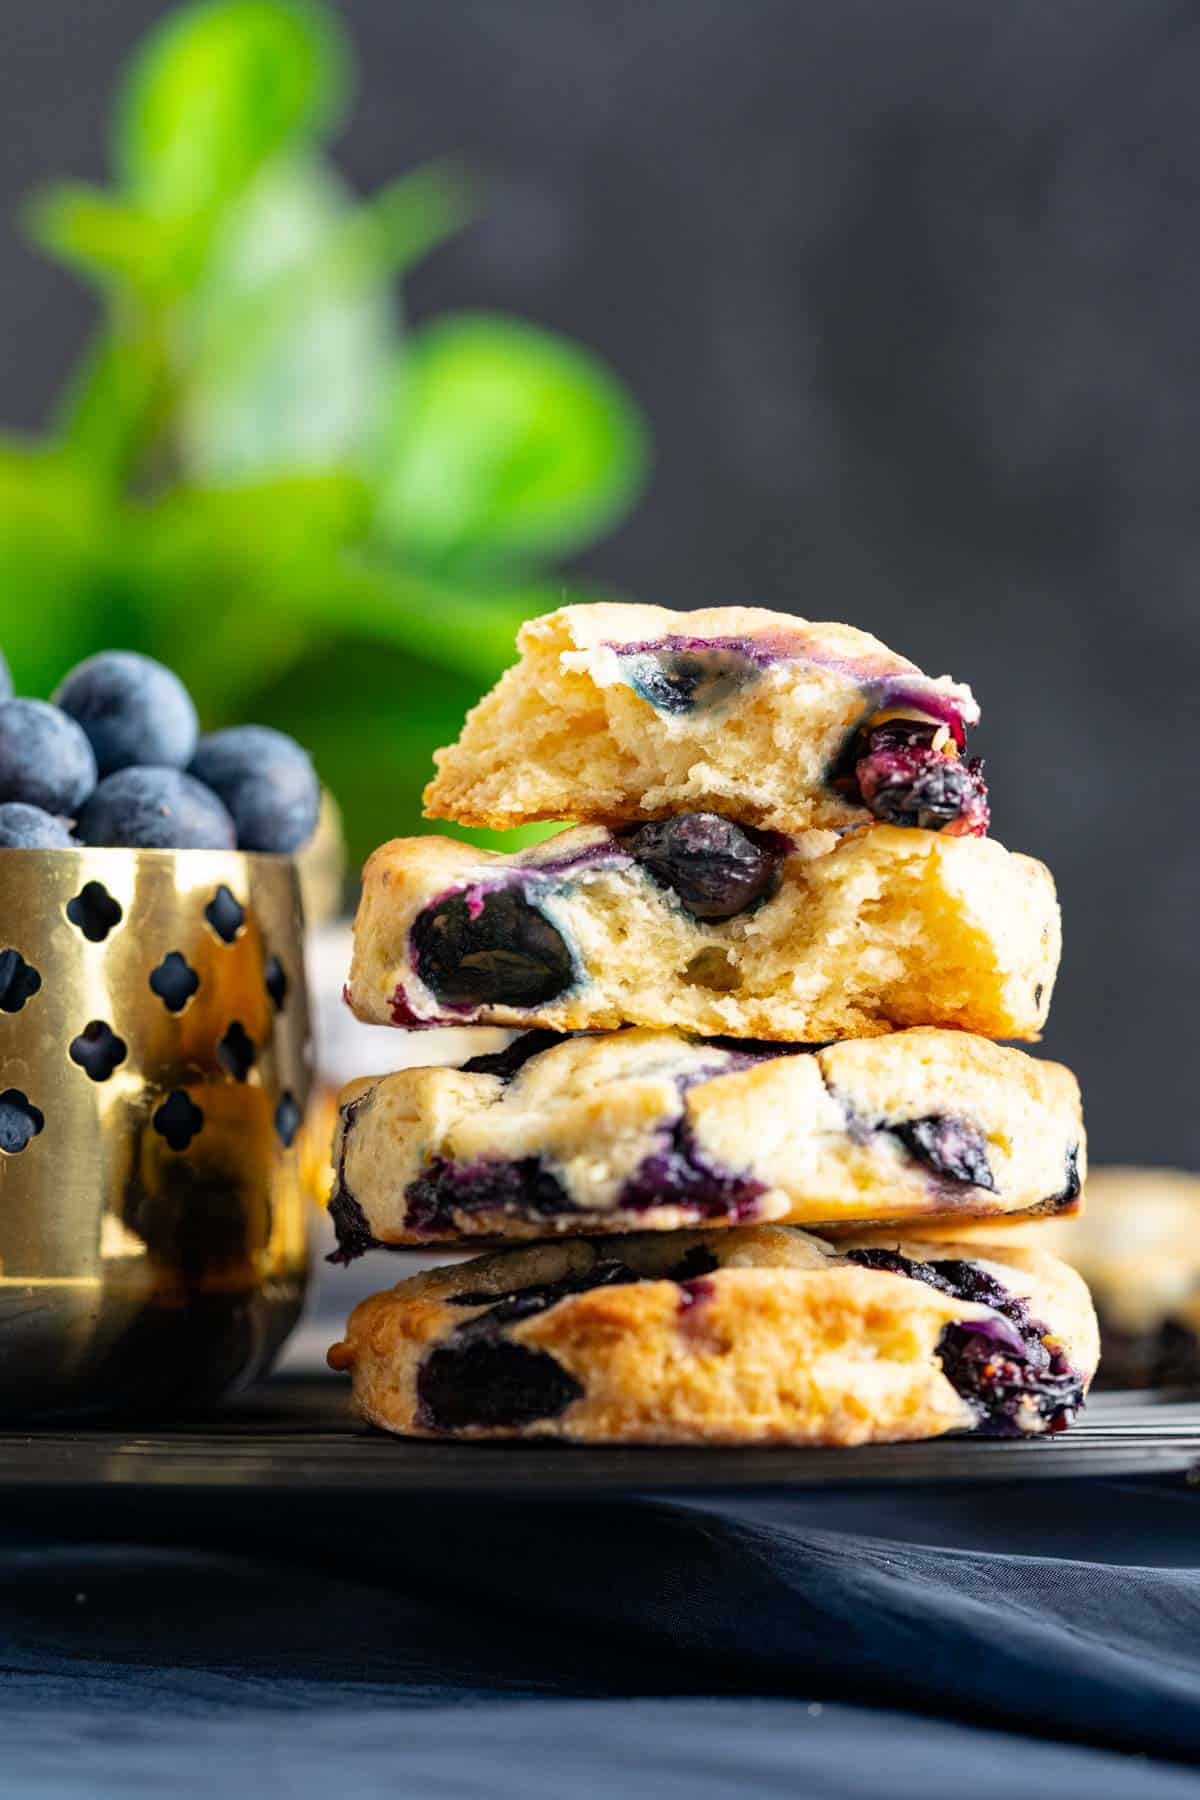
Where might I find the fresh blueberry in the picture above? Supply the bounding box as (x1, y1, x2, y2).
(0, 699, 97, 816)
(622, 812, 786, 920)
(0, 648, 11, 702)
(0, 803, 75, 848)
(76, 768, 236, 850)
(412, 889, 575, 1009)
(53, 651, 198, 776)
(189, 725, 320, 854)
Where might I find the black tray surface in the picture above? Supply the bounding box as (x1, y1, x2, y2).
(0, 1376, 1197, 1497)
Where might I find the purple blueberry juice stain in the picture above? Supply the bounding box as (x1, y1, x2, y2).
(387, 986, 445, 1027)
(605, 633, 978, 731)
(614, 639, 781, 714)
(617, 1116, 767, 1221)
(677, 1275, 717, 1315)
(403, 1154, 577, 1236)
(893, 1116, 995, 1191)
(844, 1248, 1083, 1434)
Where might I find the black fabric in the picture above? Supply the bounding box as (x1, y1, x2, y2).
(3, 1478, 1199, 1794)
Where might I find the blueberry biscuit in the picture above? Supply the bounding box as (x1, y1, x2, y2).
(327, 1225, 1098, 1444)
(348, 823, 1058, 1041)
(423, 603, 988, 838)
(328, 1027, 1085, 1255)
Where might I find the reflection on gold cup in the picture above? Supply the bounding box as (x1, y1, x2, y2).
(0, 847, 312, 1417)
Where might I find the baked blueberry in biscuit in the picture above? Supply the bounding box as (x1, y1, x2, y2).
(327, 1225, 1097, 1443)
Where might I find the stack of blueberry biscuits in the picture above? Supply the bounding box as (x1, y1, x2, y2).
(327, 604, 1097, 1446)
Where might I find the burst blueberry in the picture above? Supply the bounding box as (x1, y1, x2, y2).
(844, 1247, 1083, 1434)
(189, 725, 320, 854)
(0, 803, 75, 848)
(0, 699, 96, 816)
(54, 651, 198, 775)
(847, 717, 990, 836)
(76, 768, 236, 850)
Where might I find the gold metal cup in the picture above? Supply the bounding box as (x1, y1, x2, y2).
(0, 847, 312, 1418)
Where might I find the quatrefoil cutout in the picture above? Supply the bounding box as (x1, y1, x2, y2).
(69, 1020, 128, 1083)
(0, 1089, 44, 1154)
(216, 1021, 256, 1083)
(149, 951, 200, 1013)
(274, 1090, 301, 1148)
(0, 949, 41, 1014)
(205, 886, 245, 944)
(152, 1089, 204, 1152)
(66, 881, 123, 943)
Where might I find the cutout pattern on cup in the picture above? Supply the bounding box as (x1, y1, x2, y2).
(66, 881, 123, 943)
(216, 1020, 256, 1083)
(0, 949, 41, 1014)
(69, 1020, 128, 1083)
(153, 1089, 204, 1152)
(149, 951, 200, 1013)
(0, 1089, 44, 1154)
(274, 1090, 301, 1148)
(264, 955, 288, 1012)
(204, 886, 245, 944)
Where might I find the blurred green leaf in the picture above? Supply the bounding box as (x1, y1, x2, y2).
(373, 313, 649, 570)
(0, 441, 117, 693)
(131, 468, 372, 567)
(115, 0, 349, 221)
(252, 640, 480, 861)
(251, 639, 561, 864)
(117, 482, 538, 707)
(186, 160, 475, 385)
(177, 155, 393, 477)
(5, 0, 653, 869)
(115, 471, 371, 714)
(24, 184, 186, 300)
(51, 312, 173, 487)
(265, 554, 547, 685)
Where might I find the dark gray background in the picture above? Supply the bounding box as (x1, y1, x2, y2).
(3, 1, 1197, 1168)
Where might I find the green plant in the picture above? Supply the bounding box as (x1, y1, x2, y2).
(3, 0, 649, 864)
